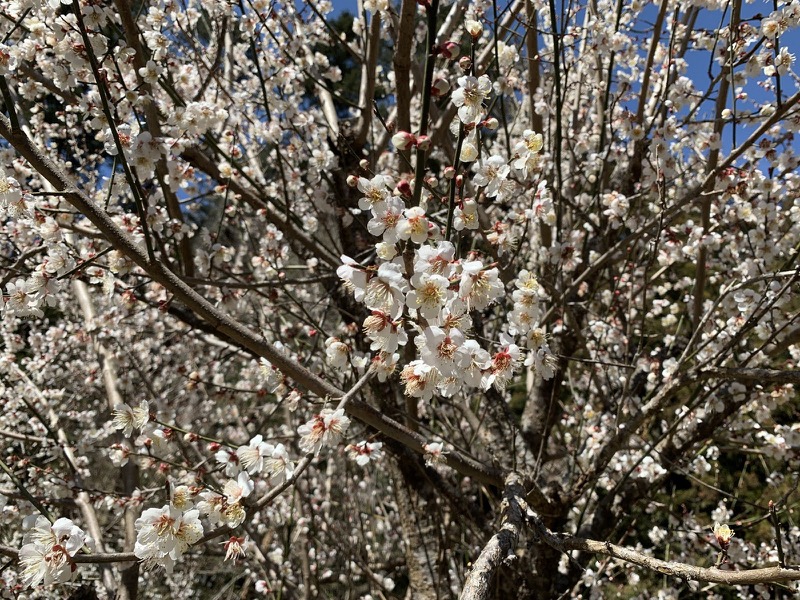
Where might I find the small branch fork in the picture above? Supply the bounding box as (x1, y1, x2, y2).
(458, 474, 800, 600)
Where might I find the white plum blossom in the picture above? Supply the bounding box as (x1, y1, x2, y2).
(485, 338, 522, 390)
(0, 174, 23, 208)
(396, 206, 431, 244)
(3, 0, 800, 593)
(460, 142, 478, 163)
(451, 75, 492, 124)
(257, 352, 286, 389)
(215, 447, 241, 478)
(0, 43, 18, 74)
(496, 41, 519, 68)
(170, 485, 195, 511)
(419, 326, 465, 377)
(373, 351, 400, 381)
(453, 199, 480, 231)
(525, 346, 557, 380)
(423, 442, 445, 466)
(458, 262, 503, 310)
(375, 241, 398, 260)
(363, 311, 408, 353)
(264, 443, 295, 484)
(367, 196, 405, 243)
(473, 156, 510, 197)
(223, 471, 254, 504)
(325, 337, 350, 369)
(19, 517, 92, 587)
(297, 408, 351, 455)
(236, 434, 271, 474)
(512, 130, 544, 178)
(112, 401, 150, 437)
(465, 19, 483, 38)
(400, 360, 438, 400)
(138, 59, 162, 84)
(357, 175, 394, 211)
(406, 273, 452, 322)
(196, 491, 225, 527)
(337, 256, 369, 302)
(3, 279, 43, 319)
(414, 242, 457, 279)
(364, 262, 408, 319)
(455, 340, 492, 388)
(346, 440, 384, 465)
(134, 505, 204, 573)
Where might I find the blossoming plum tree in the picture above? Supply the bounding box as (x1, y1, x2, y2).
(0, 0, 799, 597)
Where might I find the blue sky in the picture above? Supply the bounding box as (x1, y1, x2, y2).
(332, 0, 357, 14)
(322, 0, 797, 160)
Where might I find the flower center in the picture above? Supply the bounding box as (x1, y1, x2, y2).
(155, 515, 176, 536)
(419, 282, 444, 307)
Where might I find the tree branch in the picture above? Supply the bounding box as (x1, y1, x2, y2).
(542, 534, 800, 586)
(460, 473, 527, 600)
(355, 12, 382, 147)
(696, 366, 800, 386)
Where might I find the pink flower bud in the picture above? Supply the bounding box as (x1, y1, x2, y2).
(444, 166, 456, 179)
(391, 131, 416, 150)
(439, 41, 460, 59)
(482, 117, 499, 131)
(431, 78, 450, 97)
(458, 56, 472, 73)
(346, 175, 359, 187)
(415, 135, 431, 151)
(455, 175, 464, 187)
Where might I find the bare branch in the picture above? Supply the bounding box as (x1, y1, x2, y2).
(546, 535, 800, 586)
(459, 474, 527, 600)
(355, 12, 382, 147)
(696, 366, 800, 386)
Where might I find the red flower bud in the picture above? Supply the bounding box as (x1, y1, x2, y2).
(396, 180, 413, 197)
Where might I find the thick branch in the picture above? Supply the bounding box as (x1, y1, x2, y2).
(696, 366, 800, 386)
(459, 473, 526, 600)
(546, 535, 800, 586)
(355, 12, 382, 146)
(393, 0, 417, 136)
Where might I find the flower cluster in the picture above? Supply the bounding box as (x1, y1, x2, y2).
(18, 517, 92, 587)
(134, 505, 204, 573)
